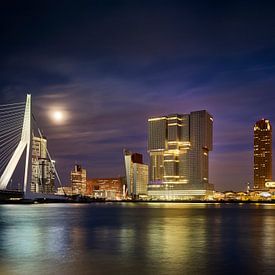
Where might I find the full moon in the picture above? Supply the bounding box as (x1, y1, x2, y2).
(52, 111, 64, 123)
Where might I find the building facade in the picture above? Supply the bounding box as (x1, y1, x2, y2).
(148, 111, 213, 199)
(56, 186, 73, 196)
(31, 136, 55, 193)
(86, 178, 124, 200)
(71, 164, 87, 195)
(254, 119, 272, 189)
(124, 150, 148, 198)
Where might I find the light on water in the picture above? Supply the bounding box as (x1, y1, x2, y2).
(1, 203, 275, 275)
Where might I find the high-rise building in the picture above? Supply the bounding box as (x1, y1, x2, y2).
(148, 111, 213, 199)
(124, 150, 148, 198)
(31, 136, 55, 193)
(71, 164, 87, 195)
(254, 119, 272, 189)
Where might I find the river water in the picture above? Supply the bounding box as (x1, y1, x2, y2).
(0, 203, 275, 275)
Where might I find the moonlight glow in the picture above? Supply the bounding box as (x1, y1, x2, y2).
(52, 111, 64, 123)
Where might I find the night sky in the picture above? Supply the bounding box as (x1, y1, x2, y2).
(1, 0, 275, 191)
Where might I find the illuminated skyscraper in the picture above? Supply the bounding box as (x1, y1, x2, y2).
(71, 164, 87, 195)
(254, 119, 272, 189)
(124, 150, 148, 199)
(31, 136, 55, 193)
(148, 111, 213, 199)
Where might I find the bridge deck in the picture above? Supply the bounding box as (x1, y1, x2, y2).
(0, 190, 23, 200)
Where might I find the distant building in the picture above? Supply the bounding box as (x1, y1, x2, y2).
(71, 164, 87, 195)
(86, 178, 124, 200)
(147, 111, 213, 200)
(31, 136, 55, 193)
(265, 181, 275, 189)
(254, 119, 272, 189)
(124, 150, 148, 199)
(56, 186, 73, 196)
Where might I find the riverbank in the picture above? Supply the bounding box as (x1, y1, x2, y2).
(1, 199, 275, 204)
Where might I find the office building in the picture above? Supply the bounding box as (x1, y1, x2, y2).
(148, 111, 213, 199)
(71, 164, 87, 195)
(124, 150, 148, 199)
(254, 119, 272, 189)
(31, 136, 55, 193)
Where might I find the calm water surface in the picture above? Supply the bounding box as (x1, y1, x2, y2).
(1, 203, 275, 275)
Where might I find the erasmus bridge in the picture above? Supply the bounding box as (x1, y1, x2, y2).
(0, 94, 66, 201)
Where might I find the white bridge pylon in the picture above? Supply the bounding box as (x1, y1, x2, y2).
(0, 94, 31, 192)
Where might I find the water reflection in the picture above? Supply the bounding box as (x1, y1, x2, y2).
(1, 203, 275, 274)
(261, 211, 275, 267)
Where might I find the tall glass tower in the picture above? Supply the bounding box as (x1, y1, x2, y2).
(254, 119, 272, 189)
(147, 110, 213, 200)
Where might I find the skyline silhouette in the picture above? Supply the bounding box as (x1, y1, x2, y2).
(1, 1, 275, 190)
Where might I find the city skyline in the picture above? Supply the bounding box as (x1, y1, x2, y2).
(2, 2, 275, 274)
(3, 94, 274, 198)
(1, 1, 275, 191)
